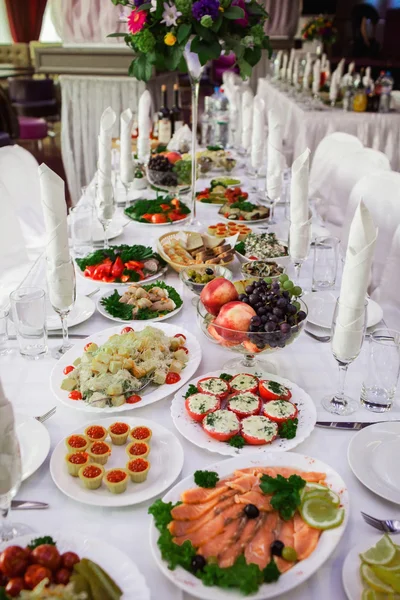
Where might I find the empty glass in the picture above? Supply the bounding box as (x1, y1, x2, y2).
(0, 309, 9, 355)
(94, 181, 116, 249)
(46, 258, 76, 359)
(361, 329, 400, 412)
(312, 236, 340, 291)
(10, 288, 47, 359)
(70, 203, 93, 257)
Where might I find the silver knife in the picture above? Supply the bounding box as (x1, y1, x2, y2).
(11, 500, 49, 510)
(316, 421, 400, 430)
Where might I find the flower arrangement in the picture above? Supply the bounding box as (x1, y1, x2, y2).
(109, 0, 271, 81)
(301, 15, 337, 46)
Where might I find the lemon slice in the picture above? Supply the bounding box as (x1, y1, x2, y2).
(372, 566, 400, 593)
(302, 489, 341, 507)
(300, 498, 344, 530)
(361, 564, 394, 593)
(362, 590, 376, 600)
(360, 536, 396, 566)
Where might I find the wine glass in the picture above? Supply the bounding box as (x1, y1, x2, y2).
(289, 213, 313, 282)
(0, 429, 33, 541)
(321, 299, 368, 415)
(95, 180, 116, 249)
(47, 258, 77, 359)
(120, 175, 132, 210)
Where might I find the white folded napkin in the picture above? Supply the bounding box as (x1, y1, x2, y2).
(363, 66, 372, 88)
(329, 70, 339, 103)
(251, 96, 265, 171)
(98, 106, 116, 182)
(332, 201, 377, 362)
(281, 53, 288, 81)
(293, 57, 300, 87)
(274, 50, 283, 77)
(337, 58, 345, 80)
(348, 62, 355, 75)
(120, 109, 134, 185)
(287, 48, 295, 83)
(312, 59, 321, 95)
(0, 381, 20, 496)
(241, 88, 254, 150)
(138, 90, 152, 164)
(289, 148, 311, 260)
(168, 124, 192, 153)
(266, 109, 285, 200)
(321, 53, 327, 70)
(303, 58, 312, 91)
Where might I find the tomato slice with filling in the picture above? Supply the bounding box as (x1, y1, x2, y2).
(258, 380, 292, 401)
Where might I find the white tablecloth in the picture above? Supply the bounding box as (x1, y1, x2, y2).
(257, 78, 400, 171)
(2, 170, 400, 600)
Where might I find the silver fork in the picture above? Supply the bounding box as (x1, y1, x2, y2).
(90, 374, 155, 405)
(305, 330, 331, 343)
(35, 407, 57, 423)
(361, 511, 400, 533)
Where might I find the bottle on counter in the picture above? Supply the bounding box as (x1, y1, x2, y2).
(379, 71, 394, 113)
(158, 84, 172, 145)
(353, 70, 367, 112)
(212, 87, 229, 148)
(201, 96, 213, 146)
(342, 73, 354, 112)
(151, 114, 159, 141)
(373, 71, 384, 112)
(170, 83, 183, 134)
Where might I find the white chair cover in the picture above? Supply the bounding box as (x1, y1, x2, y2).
(371, 225, 400, 329)
(320, 147, 391, 227)
(341, 171, 400, 292)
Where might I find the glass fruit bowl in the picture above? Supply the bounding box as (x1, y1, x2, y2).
(196, 295, 308, 374)
(146, 167, 191, 195)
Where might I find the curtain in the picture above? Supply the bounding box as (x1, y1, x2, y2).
(264, 0, 302, 37)
(5, 0, 47, 43)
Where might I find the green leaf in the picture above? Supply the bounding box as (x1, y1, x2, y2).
(237, 57, 252, 78)
(155, 0, 164, 18)
(194, 470, 220, 488)
(223, 5, 245, 19)
(164, 44, 184, 71)
(177, 55, 188, 73)
(194, 21, 217, 43)
(107, 32, 128, 38)
(247, 2, 268, 16)
(137, 2, 151, 9)
(132, 54, 153, 81)
(177, 23, 192, 44)
(244, 46, 261, 66)
(211, 15, 223, 32)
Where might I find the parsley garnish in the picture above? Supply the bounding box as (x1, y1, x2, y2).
(230, 200, 256, 212)
(200, 555, 264, 595)
(27, 535, 56, 550)
(184, 384, 198, 399)
(266, 381, 285, 396)
(219, 373, 233, 382)
(259, 474, 306, 521)
(279, 418, 298, 440)
(263, 559, 281, 582)
(228, 435, 246, 449)
(194, 470, 219, 488)
(100, 282, 183, 321)
(234, 241, 246, 255)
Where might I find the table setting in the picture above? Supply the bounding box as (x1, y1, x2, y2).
(1, 103, 400, 600)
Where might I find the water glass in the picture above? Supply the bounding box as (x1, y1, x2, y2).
(312, 236, 340, 291)
(70, 203, 93, 257)
(10, 288, 47, 359)
(0, 309, 9, 355)
(361, 329, 400, 412)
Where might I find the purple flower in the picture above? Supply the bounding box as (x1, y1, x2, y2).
(192, 0, 220, 21)
(231, 0, 248, 27)
(134, 0, 146, 6)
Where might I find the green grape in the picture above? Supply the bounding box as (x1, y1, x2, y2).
(283, 280, 294, 291)
(279, 273, 289, 283)
(282, 547, 297, 562)
(264, 277, 272, 284)
(293, 301, 301, 311)
(292, 286, 302, 296)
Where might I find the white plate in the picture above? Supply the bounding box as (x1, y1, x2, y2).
(50, 323, 202, 413)
(50, 416, 184, 507)
(97, 288, 183, 324)
(171, 370, 317, 456)
(221, 215, 270, 225)
(348, 421, 400, 504)
(342, 533, 396, 600)
(15, 414, 51, 481)
(0, 530, 150, 600)
(75, 261, 168, 286)
(46, 295, 95, 330)
(150, 451, 349, 600)
(92, 221, 123, 242)
(303, 291, 383, 330)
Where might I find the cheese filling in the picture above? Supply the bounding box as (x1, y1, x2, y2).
(264, 400, 296, 419)
(199, 378, 229, 395)
(203, 409, 239, 433)
(187, 393, 219, 415)
(228, 392, 260, 414)
(230, 374, 258, 392)
(241, 416, 278, 441)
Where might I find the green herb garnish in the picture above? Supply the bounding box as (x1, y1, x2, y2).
(234, 241, 246, 255)
(184, 384, 198, 399)
(279, 418, 298, 440)
(207, 144, 224, 151)
(27, 535, 56, 550)
(219, 373, 233, 382)
(100, 282, 183, 321)
(230, 201, 256, 212)
(149, 500, 195, 571)
(228, 435, 246, 449)
(194, 470, 219, 488)
(267, 381, 286, 396)
(200, 555, 264, 595)
(263, 559, 281, 583)
(259, 474, 306, 521)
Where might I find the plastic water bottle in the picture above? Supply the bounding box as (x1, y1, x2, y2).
(201, 96, 213, 146)
(379, 71, 393, 113)
(212, 87, 229, 148)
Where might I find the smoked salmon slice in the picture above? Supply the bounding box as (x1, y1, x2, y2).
(244, 512, 279, 570)
(173, 503, 244, 547)
(171, 496, 221, 521)
(181, 484, 229, 504)
(226, 475, 259, 493)
(234, 490, 273, 512)
(218, 517, 261, 568)
(293, 513, 321, 560)
(274, 518, 295, 574)
(198, 514, 246, 559)
(235, 467, 326, 483)
(169, 493, 237, 537)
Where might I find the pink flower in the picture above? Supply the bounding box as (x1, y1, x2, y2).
(231, 0, 248, 27)
(127, 8, 147, 34)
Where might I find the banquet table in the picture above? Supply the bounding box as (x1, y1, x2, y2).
(257, 77, 400, 171)
(2, 167, 400, 600)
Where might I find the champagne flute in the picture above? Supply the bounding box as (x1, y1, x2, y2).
(95, 180, 116, 250)
(322, 299, 367, 415)
(47, 258, 76, 359)
(289, 213, 312, 282)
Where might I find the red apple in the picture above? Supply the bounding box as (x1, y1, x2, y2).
(213, 301, 256, 342)
(242, 340, 264, 353)
(208, 323, 239, 347)
(161, 151, 182, 164)
(200, 278, 238, 317)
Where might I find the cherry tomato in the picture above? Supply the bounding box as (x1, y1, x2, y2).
(166, 372, 181, 385)
(24, 564, 52, 590)
(126, 394, 142, 404)
(174, 333, 186, 341)
(121, 327, 133, 334)
(110, 256, 124, 278)
(84, 342, 94, 352)
(241, 428, 278, 446)
(141, 213, 153, 222)
(5, 577, 25, 597)
(31, 545, 61, 571)
(68, 391, 82, 401)
(55, 568, 71, 585)
(63, 365, 74, 375)
(83, 266, 96, 278)
(263, 401, 298, 424)
(160, 203, 171, 211)
(120, 275, 130, 283)
(61, 552, 80, 570)
(0, 546, 29, 578)
(151, 213, 167, 224)
(171, 198, 180, 208)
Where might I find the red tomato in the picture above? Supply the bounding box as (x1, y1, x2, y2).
(31, 545, 61, 571)
(166, 372, 181, 384)
(151, 213, 167, 224)
(185, 394, 220, 422)
(61, 552, 80, 570)
(111, 256, 124, 278)
(93, 261, 112, 280)
(0, 546, 29, 578)
(83, 266, 96, 278)
(126, 394, 142, 404)
(24, 564, 52, 590)
(202, 417, 240, 442)
(141, 213, 153, 222)
(121, 327, 133, 334)
(120, 275, 130, 283)
(101, 276, 116, 283)
(63, 365, 74, 375)
(84, 342, 94, 352)
(227, 394, 262, 419)
(55, 568, 71, 585)
(262, 401, 298, 424)
(160, 203, 171, 211)
(229, 374, 259, 395)
(241, 428, 278, 446)
(68, 391, 82, 401)
(238, 216, 245, 220)
(171, 198, 180, 208)
(197, 377, 230, 400)
(167, 210, 180, 222)
(5, 577, 25, 597)
(249, 255, 258, 261)
(174, 333, 186, 341)
(125, 261, 144, 270)
(258, 380, 292, 401)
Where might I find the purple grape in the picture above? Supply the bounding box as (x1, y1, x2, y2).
(269, 314, 279, 323)
(265, 322, 276, 332)
(273, 308, 284, 319)
(238, 293, 247, 302)
(245, 285, 254, 295)
(241, 297, 250, 304)
(249, 294, 259, 305)
(280, 322, 291, 334)
(251, 315, 261, 326)
(261, 315, 268, 324)
(277, 298, 287, 309)
(282, 291, 290, 299)
(287, 304, 297, 315)
(257, 306, 267, 316)
(297, 310, 306, 322)
(249, 324, 259, 332)
(287, 316, 295, 326)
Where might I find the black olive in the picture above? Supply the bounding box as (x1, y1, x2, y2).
(191, 554, 207, 573)
(244, 504, 260, 519)
(205, 268, 214, 275)
(270, 540, 285, 557)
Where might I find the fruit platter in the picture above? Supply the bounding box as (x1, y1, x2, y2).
(149, 452, 348, 599)
(219, 200, 270, 223)
(75, 245, 167, 285)
(97, 282, 183, 323)
(171, 369, 317, 456)
(124, 195, 190, 225)
(235, 233, 290, 265)
(147, 151, 191, 192)
(157, 231, 236, 272)
(196, 181, 245, 205)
